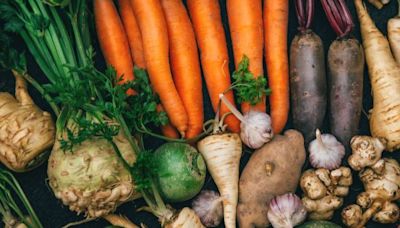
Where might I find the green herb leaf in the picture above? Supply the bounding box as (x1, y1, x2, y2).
(231, 55, 271, 105)
(60, 117, 120, 152)
(130, 150, 157, 191)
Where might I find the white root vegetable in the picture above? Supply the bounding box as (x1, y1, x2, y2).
(197, 133, 241, 228)
(197, 105, 242, 228)
(0, 71, 54, 172)
(103, 214, 139, 228)
(48, 131, 139, 218)
(354, 0, 400, 152)
(165, 207, 205, 228)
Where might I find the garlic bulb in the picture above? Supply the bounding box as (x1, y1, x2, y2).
(267, 193, 307, 228)
(309, 129, 345, 170)
(240, 110, 273, 149)
(219, 94, 273, 149)
(191, 190, 223, 227)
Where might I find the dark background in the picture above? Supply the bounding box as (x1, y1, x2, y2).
(1, 0, 400, 227)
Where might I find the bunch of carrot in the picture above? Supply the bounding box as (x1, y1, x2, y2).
(94, 0, 290, 138)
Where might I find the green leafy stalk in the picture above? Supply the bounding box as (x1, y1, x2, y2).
(0, 169, 43, 228)
(230, 55, 271, 105)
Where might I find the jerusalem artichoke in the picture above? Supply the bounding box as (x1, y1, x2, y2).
(300, 167, 352, 220)
(342, 135, 400, 227)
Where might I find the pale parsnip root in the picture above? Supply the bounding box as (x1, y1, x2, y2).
(197, 133, 242, 228)
(165, 207, 205, 228)
(103, 214, 139, 228)
(388, 17, 400, 65)
(355, 0, 400, 151)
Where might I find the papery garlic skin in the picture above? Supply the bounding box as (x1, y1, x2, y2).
(240, 110, 273, 149)
(191, 190, 223, 227)
(309, 129, 345, 170)
(267, 193, 307, 228)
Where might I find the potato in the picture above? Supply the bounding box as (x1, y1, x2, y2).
(237, 130, 306, 227)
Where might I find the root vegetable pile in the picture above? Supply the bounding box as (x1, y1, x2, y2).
(2, 0, 400, 227)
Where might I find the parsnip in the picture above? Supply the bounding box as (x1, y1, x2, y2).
(0, 71, 54, 172)
(388, 0, 400, 64)
(354, 0, 400, 151)
(165, 207, 205, 228)
(197, 111, 242, 228)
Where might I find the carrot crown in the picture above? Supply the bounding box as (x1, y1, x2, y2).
(320, 0, 354, 38)
(295, 0, 315, 32)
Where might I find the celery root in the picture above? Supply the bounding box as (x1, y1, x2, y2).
(354, 0, 400, 151)
(0, 72, 54, 172)
(48, 131, 139, 218)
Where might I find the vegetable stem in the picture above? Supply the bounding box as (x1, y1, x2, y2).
(219, 94, 245, 122)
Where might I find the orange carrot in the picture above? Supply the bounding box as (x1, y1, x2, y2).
(263, 0, 289, 134)
(118, 0, 178, 138)
(118, 0, 146, 68)
(187, 0, 240, 133)
(157, 104, 180, 139)
(226, 0, 265, 113)
(160, 0, 204, 138)
(130, 0, 188, 136)
(94, 0, 134, 87)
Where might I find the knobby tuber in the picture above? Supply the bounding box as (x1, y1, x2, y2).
(0, 72, 54, 172)
(342, 135, 400, 227)
(301, 167, 352, 220)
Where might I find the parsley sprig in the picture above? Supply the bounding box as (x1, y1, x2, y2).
(231, 55, 271, 105)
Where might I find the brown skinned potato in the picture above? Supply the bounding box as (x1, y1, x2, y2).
(328, 38, 364, 150)
(237, 130, 306, 227)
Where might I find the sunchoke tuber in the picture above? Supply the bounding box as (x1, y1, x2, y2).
(300, 167, 352, 220)
(342, 135, 400, 227)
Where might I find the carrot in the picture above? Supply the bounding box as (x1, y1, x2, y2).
(388, 0, 400, 65)
(130, 0, 188, 136)
(94, 0, 134, 86)
(197, 110, 242, 228)
(157, 104, 179, 139)
(354, 0, 400, 151)
(119, 0, 177, 138)
(118, 0, 146, 68)
(160, 0, 204, 139)
(263, 0, 289, 134)
(187, 0, 240, 133)
(226, 0, 265, 113)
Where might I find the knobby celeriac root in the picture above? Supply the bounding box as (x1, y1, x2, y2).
(0, 71, 55, 172)
(48, 131, 139, 218)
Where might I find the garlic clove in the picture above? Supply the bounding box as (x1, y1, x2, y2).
(309, 129, 345, 170)
(240, 110, 273, 149)
(267, 193, 307, 228)
(191, 190, 223, 227)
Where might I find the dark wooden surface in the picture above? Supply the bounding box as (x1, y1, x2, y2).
(1, 0, 400, 227)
